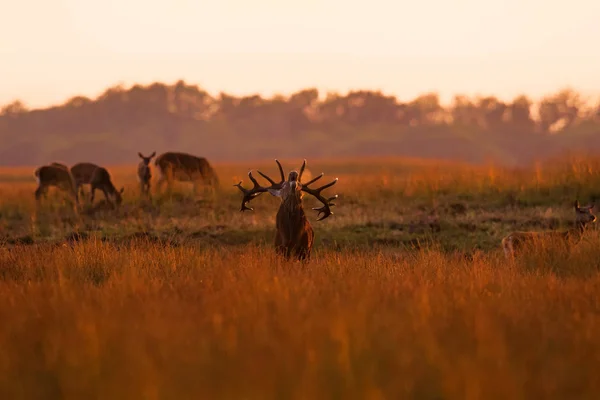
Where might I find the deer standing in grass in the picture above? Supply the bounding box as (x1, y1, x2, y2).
(502, 200, 596, 258)
(137, 152, 156, 196)
(70, 162, 124, 208)
(154, 151, 220, 194)
(235, 159, 338, 261)
(34, 164, 79, 207)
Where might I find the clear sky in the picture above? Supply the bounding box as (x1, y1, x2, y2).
(2, 0, 600, 108)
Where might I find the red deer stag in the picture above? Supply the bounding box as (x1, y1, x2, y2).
(154, 152, 220, 194)
(502, 200, 596, 258)
(71, 162, 124, 207)
(34, 164, 79, 207)
(235, 159, 338, 261)
(137, 151, 156, 196)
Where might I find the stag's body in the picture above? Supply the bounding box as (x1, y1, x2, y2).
(137, 152, 156, 196)
(71, 162, 124, 207)
(274, 180, 315, 260)
(502, 201, 596, 258)
(34, 164, 79, 206)
(154, 152, 220, 193)
(235, 159, 337, 261)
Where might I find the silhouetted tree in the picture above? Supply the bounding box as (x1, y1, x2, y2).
(1, 83, 599, 166)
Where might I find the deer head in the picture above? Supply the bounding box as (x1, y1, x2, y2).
(138, 151, 156, 166)
(234, 159, 338, 221)
(574, 200, 596, 230)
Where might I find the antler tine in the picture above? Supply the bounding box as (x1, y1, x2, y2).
(257, 159, 286, 186)
(275, 159, 285, 182)
(303, 173, 324, 186)
(233, 170, 270, 211)
(301, 175, 339, 221)
(257, 170, 277, 185)
(298, 159, 307, 181)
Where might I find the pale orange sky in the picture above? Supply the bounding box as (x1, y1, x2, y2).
(2, 0, 600, 109)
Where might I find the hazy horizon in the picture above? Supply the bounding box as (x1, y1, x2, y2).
(3, 0, 600, 109)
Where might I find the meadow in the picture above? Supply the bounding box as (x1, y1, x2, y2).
(1, 156, 600, 399)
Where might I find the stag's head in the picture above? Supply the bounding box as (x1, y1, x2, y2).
(574, 200, 596, 228)
(138, 152, 156, 166)
(234, 159, 338, 221)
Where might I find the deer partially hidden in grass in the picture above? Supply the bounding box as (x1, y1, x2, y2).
(137, 151, 156, 196)
(235, 159, 338, 261)
(501, 200, 596, 258)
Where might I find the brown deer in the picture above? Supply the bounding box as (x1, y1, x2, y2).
(235, 159, 338, 261)
(137, 151, 156, 196)
(154, 152, 220, 194)
(71, 162, 124, 207)
(502, 200, 596, 258)
(49, 162, 69, 170)
(34, 164, 79, 206)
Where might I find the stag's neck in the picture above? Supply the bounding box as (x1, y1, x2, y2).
(282, 196, 306, 218)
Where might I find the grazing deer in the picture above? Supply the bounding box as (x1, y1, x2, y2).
(137, 151, 156, 196)
(501, 200, 596, 258)
(154, 151, 220, 194)
(71, 162, 124, 207)
(34, 164, 79, 206)
(235, 159, 338, 261)
(70, 162, 100, 198)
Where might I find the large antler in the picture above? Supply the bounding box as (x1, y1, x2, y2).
(300, 160, 338, 221)
(234, 160, 285, 211)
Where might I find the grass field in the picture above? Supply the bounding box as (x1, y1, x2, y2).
(1, 156, 600, 399)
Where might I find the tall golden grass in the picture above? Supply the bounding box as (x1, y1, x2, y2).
(1, 155, 600, 398)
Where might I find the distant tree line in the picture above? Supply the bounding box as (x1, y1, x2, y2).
(1, 81, 599, 166)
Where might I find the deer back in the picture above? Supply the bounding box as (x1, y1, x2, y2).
(71, 162, 101, 185)
(91, 167, 117, 193)
(35, 165, 76, 190)
(155, 152, 219, 185)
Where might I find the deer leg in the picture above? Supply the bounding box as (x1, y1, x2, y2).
(75, 183, 86, 202)
(35, 185, 47, 202)
(101, 188, 112, 205)
(297, 248, 311, 262)
(274, 233, 287, 258)
(68, 183, 79, 207)
(90, 186, 97, 205)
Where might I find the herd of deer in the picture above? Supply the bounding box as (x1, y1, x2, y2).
(30, 152, 598, 261)
(33, 151, 221, 208)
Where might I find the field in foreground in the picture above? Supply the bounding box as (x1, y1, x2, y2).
(1, 156, 600, 398)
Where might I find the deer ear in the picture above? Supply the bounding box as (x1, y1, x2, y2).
(138, 152, 144, 159)
(150, 151, 156, 158)
(120, 187, 125, 194)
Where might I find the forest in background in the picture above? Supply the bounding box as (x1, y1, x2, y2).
(1, 81, 599, 166)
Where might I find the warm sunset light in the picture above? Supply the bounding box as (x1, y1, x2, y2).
(2, 0, 600, 107)
(2, 3, 600, 397)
